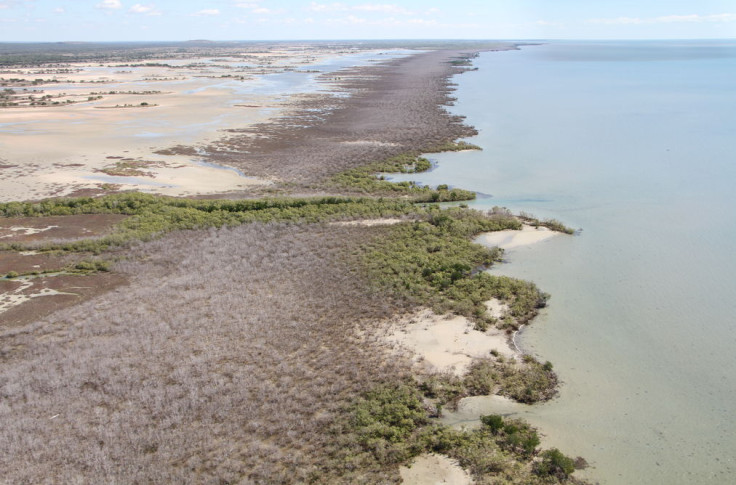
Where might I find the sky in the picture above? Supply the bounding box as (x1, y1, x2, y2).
(1, 0, 735, 42)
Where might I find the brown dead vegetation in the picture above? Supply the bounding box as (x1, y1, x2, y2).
(0, 223, 416, 483)
(203, 50, 479, 187)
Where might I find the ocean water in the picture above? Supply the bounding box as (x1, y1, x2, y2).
(401, 41, 736, 484)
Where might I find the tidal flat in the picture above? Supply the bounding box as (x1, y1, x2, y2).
(0, 42, 414, 200)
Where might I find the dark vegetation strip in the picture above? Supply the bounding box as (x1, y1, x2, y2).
(328, 142, 479, 199)
(0, 192, 419, 253)
(357, 206, 552, 332)
(339, 383, 588, 484)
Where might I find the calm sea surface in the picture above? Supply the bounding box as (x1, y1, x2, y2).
(399, 41, 736, 484)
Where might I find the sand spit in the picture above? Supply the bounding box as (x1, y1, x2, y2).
(400, 453, 473, 485)
(475, 224, 560, 250)
(387, 303, 517, 377)
(200, 49, 489, 185)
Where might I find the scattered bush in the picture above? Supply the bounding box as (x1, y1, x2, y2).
(534, 448, 577, 479)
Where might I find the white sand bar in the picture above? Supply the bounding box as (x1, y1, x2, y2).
(475, 224, 560, 250)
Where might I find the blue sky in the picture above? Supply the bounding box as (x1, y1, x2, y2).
(1, 1, 735, 42)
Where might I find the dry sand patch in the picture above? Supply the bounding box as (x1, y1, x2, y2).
(475, 224, 560, 250)
(387, 304, 517, 377)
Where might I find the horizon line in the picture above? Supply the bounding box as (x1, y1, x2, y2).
(1, 37, 735, 44)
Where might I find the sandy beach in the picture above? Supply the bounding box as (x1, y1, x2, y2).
(387, 304, 517, 377)
(475, 223, 561, 250)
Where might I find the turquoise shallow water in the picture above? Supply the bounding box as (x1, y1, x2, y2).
(396, 41, 736, 484)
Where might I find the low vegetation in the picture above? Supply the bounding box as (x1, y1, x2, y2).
(2, 195, 550, 334)
(328, 142, 481, 199)
(329, 152, 475, 201)
(0, 192, 419, 253)
(333, 383, 587, 484)
(1, 197, 582, 482)
(519, 212, 577, 235)
(464, 356, 558, 403)
(359, 206, 549, 331)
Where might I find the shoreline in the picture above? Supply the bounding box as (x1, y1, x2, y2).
(0, 43, 588, 483)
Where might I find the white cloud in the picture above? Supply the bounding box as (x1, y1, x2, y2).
(0, 0, 28, 8)
(353, 4, 412, 15)
(707, 13, 736, 22)
(587, 13, 736, 25)
(322, 13, 462, 29)
(346, 14, 365, 24)
(406, 18, 438, 26)
(96, 0, 122, 10)
(193, 9, 220, 16)
(656, 13, 736, 23)
(325, 14, 365, 24)
(308, 2, 344, 12)
(586, 16, 643, 25)
(235, 2, 260, 8)
(655, 14, 701, 23)
(308, 2, 412, 15)
(54, 7, 65, 14)
(129, 4, 161, 16)
(252, 7, 285, 14)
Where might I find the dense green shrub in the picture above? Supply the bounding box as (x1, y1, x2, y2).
(496, 357, 559, 403)
(534, 448, 576, 479)
(358, 208, 552, 330)
(0, 193, 422, 253)
(462, 357, 558, 404)
(328, 151, 476, 201)
(339, 383, 584, 484)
